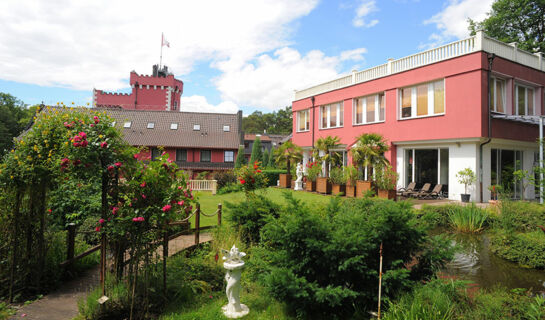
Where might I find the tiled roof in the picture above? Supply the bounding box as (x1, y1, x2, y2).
(100, 109, 242, 149)
(244, 134, 271, 141)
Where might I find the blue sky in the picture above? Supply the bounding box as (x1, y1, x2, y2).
(0, 0, 493, 114)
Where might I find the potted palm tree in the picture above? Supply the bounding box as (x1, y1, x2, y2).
(350, 133, 390, 198)
(329, 167, 346, 196)
(274, 141, 302, 188)
(314, 136, 341, 194)
(305, 161, 321, 192)
(375, 165, 398, 200)
(344, 165, 358, 197)
(456, 168, 476, 202)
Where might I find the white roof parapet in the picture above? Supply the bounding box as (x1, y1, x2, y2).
(294, 31, 545, 101)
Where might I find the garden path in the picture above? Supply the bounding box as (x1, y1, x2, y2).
(10, 232, 212, 320)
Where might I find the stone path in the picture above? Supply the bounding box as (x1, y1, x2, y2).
(10, 233, 212, 320)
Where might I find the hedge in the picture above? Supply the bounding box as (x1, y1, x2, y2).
(261, 169, 287, 187)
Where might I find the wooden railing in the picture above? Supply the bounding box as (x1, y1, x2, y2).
(294, 31, 545, 101)
(188, 180, 218, 195)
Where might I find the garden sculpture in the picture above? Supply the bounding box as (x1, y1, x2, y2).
(221, 245, 249, 318)
(294, 162, 304, 191)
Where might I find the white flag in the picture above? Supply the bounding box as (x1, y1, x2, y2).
(162, 33, 170, 48)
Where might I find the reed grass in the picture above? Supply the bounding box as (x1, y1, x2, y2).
(448, 204, 488, 233)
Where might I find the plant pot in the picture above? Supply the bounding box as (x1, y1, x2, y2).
(305, 181, 316, 192)
(345, 184, 356, 197)
(316, 177, 331, 194)
(461, 194, 471, 202)
(279, 174, 291, 188)
(331, 184, 346, 196)
(291, 180, 295, 189)
(378, 189, 397, 200)
(356, 180, 373, 198)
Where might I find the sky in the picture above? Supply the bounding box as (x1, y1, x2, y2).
(0, 0, 494, 115)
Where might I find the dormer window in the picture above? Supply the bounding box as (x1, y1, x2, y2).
(223, 125, 230, 132)
(147, 122, 155, 129)
(124, 121, 132, 128)
(170, 123, 178, 130)
(193, 124, 200, 131)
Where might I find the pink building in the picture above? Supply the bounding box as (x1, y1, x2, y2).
(93, 65, 183, 111)
(292, 31, 545, 202)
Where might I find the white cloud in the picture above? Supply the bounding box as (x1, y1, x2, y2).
(352, 0, 379, 28)
(0, 0, 318, 91)
(423, 0, 493, 47)
(179, 95, 238, 113)
(214, 46, 367, 110)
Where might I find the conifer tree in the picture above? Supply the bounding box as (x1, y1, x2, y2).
(268, 147, 276, 168)
(249, 137, 263, 164)
(262, 149, 270, 168)
(234, 145, 246, 169)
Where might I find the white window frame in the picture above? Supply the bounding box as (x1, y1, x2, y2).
(297, 109, 310, 132)
(353, 93, 385, 125)
(490, 77, 506, 114)
(123, 121, 132, 128)
(320, 102, 343, 129)
(193, 124, 201, 131)
(515, 83, 536, 116)
(223, 125, 230, 132)
(399, 79, 445, 120)
(147, 122, 155, 129)
(224, 150, 234, 162)
(170, 123, 178, 130)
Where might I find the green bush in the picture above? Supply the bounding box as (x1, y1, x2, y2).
(212, 170, 237, 190)
(256, 195, 451, 318)
(226, 194, 281, 245)
(328, 167, 345, 185)
(489, 229, 545, 268)
(448, 204, 488, 233)
(494, 199, 545, 232)
(261, 169, 287, 186)
(414, 204, 460, 229)
(217, 183, 243, 195)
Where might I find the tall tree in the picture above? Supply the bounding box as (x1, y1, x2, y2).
(249, 137, 263, 164)
(469, 0, 545, 53)
(242, 106, 293, 134)
(268, 147, 276, 168)
(262, 149, 270, 169)
(0, 93, 31, 156)
(274, 141, 302, 172)
(235, 145, 246, 169)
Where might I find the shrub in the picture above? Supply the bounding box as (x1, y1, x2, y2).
(256, 195, 451, 318)
(343, 165, 358, 185)
(213, 170, 237, 190)
(414, 204, 460, 229)
(235, 161, 268, 193)
(375, 165, 398, 190)
(226, 194, 280, 245)
(305, 161, 321, 182)
(261, 169, 287, 187)
(448, 204, 488, 233)
(489, 229, 545, 268)
(494, 199, 545, 232)
(217, 183, 243, 195)
(328, 167, 345, 185)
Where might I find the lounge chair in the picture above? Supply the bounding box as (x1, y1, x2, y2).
(420, 184, 443, 199)
(408, 183, 431, 198)
(397, 182, 416, 198)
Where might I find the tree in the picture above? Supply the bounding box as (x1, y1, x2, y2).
(314, 136, 342, 177)
(274, 141, 302, 172)
(262, 149, 270, 169)
(469, 0, 545, 53)
(268, 147, 276, 168)
(0, 93, 32, 156)
(242, 106, 293, 135)
(350, 133, 390, 180)
(235, 145, 246, 169)
(249, 137, 263, 164)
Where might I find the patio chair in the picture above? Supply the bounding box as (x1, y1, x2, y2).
(408, 183, 431, 198)
(420, 184, 443, 199)
(397, 182, 416, 198)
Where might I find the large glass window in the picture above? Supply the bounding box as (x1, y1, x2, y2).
(489, 78, 505, 113)
(400, 79, 445, 119)
(516, 84, 535, 116)
(491, 149, 523, 199)
(353, 93, 385, 125)
(176, 149, 187, 162)
(297, 109, 310, 132)
(320, 102, 343, 129)
(200, 150, 211, 162)
(404, 148, 449, 193)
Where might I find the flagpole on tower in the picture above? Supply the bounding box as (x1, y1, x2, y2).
(159, 32, 164, 70)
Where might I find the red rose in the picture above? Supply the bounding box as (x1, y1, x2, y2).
(115, 162, 122, 167)
(100, 141, 108, 148)
(162, 204, 172, 212)
(240, 179, 246, 184)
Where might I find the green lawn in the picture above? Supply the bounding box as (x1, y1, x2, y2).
(192, 187, 334, 227)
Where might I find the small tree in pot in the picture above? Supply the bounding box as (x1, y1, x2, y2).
(329, 167, 346, 196)
(375, 165, 398, 200)
(274, 141, 302, 188)
(456, 168, 476, 202)
(350, 133, 390, 198)
(314, 136, 341, 194)
(344, 165, 358, 197)
(305, 161, 321, 192)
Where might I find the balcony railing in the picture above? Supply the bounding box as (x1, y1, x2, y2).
(294, 31, 545, 101)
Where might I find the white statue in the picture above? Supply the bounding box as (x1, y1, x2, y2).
(221, 245, 249, 318)
(294, 162, 304, 191)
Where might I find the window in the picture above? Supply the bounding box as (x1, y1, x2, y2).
(176, 149, 187, 161)
(193, 124, 200, 131)
(173, 101, 177, 110)
(297, 109, 310, 131)
(200, 150, 211, 162)
(170, 123, 178, 130)
(147, 122, 155, 129)
(399, 79, 445, 119)
(489, 77, 505, 113)
(223, 125, 230, 132)
(123, 121, 132, 128)
(320, 102, 343, 129)
(224, 151, 234, 162)
(516, 84, 535, 116)
(151, 147, 161, 161)
(353, 93, 385, 125)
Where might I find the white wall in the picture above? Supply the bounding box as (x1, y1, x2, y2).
(449, 143, 479, 201)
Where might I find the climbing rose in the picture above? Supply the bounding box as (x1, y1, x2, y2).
(60, 158, 70, 166)
(177, 200, 184, 206)
(100, 141, 108, 148)
(141, 194, 146, 199)
(81, 140, 88, 147)
(78, 132, 87, 139)
(240, 179, 246, 184)
(140, 182, 146, 187)
(133, 154, 139, 159)
(162, 204, 172, 212)
(112, 207, 119, 215)
(95, 226, 101, 232)
(94, 116, 100, 124)
(132, 217, 145, 222)
(114, 162, 122, 167)
(98, 218, 105, 224)
(107, 165, 114, 171)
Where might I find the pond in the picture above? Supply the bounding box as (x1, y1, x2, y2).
(438, 231, 545, 291)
